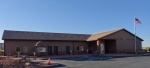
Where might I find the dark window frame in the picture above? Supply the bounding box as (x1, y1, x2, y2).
(77, 46, 79, 51)
(15, 47, 21, 53)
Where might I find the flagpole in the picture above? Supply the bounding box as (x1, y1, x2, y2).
(134, 17, 137, 54)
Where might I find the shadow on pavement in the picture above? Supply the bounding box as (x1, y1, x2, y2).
(54, 56, 115, 61)
(30, 62, 66, 68)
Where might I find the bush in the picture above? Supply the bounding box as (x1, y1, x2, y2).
(142, 49, 147, 53)
(0, 50, 4, 55)
(137, 51, 144, 54)
(149, 48, 150, 52)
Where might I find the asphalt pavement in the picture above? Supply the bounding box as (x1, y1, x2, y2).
(50, 56, 150, 68)
(31, 55, 150, 68)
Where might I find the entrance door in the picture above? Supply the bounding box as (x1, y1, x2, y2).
(54, 46, 58, 55)
(47, 46, 52, 55)
(88, 45, 92, 54)
(66, 46, 70, 55)
(105, 40, 116, 53)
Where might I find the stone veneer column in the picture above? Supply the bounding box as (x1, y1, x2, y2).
(100, 42, 105, 54)
(96, 40, 101, 54)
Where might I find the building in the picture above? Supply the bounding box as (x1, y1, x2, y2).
(2, 28, 143, 56)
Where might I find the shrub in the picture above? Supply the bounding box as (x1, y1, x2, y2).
(142, 49, 147, 53)
(0, 50, 4, 55)
(149, 48, 150, 52)
(137, 51, 144, 54)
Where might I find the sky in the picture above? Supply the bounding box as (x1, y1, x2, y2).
(0, 0, 150, 47)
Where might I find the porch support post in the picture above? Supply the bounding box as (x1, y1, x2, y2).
(101, 42, 105, 54)
(96, 40, 101, 54)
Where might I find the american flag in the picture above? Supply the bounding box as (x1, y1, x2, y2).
(135, 18, 141, 24)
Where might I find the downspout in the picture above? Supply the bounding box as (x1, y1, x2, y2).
(73, 41, 74, 55)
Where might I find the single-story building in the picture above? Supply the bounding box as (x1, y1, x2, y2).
(2, 28, 143, 56)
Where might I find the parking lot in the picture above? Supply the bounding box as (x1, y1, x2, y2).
(34, 55, 150, 68)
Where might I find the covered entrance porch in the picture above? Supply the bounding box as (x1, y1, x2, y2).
(87, 39, 117, 54)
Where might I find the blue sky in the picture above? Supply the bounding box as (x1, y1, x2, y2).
(0, 0, 150, 47)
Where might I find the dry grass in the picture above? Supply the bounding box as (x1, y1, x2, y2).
(0, 56, 26, 68)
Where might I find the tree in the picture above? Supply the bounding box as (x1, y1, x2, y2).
(149, 48, 150, 52)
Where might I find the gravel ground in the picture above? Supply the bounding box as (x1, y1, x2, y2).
(0, 56, 26, 68)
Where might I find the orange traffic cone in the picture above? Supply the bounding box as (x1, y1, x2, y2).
(47, 57, 51, 65)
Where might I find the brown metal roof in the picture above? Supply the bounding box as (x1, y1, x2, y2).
(2, 30, 91, 41)
(87, 28, 143, 41)
(2, 28, 143, 41)
(86, 29, 122, 41)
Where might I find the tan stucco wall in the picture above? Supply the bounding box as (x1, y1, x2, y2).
(102, 30, 142, 53)
(4, 40, 88, 55)
(4, 30, 143, 55)
(4, 40, 37, 55)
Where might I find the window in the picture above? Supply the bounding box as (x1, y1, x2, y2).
(77, 46, 79, 51)
(31, 47, 35, 52)
(37, 47, 46, 52)
(79, 46, 84, 51)
(23, 46, 29, 53)
(77, 46, 84, 51)
(16, 47, 21, 52)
